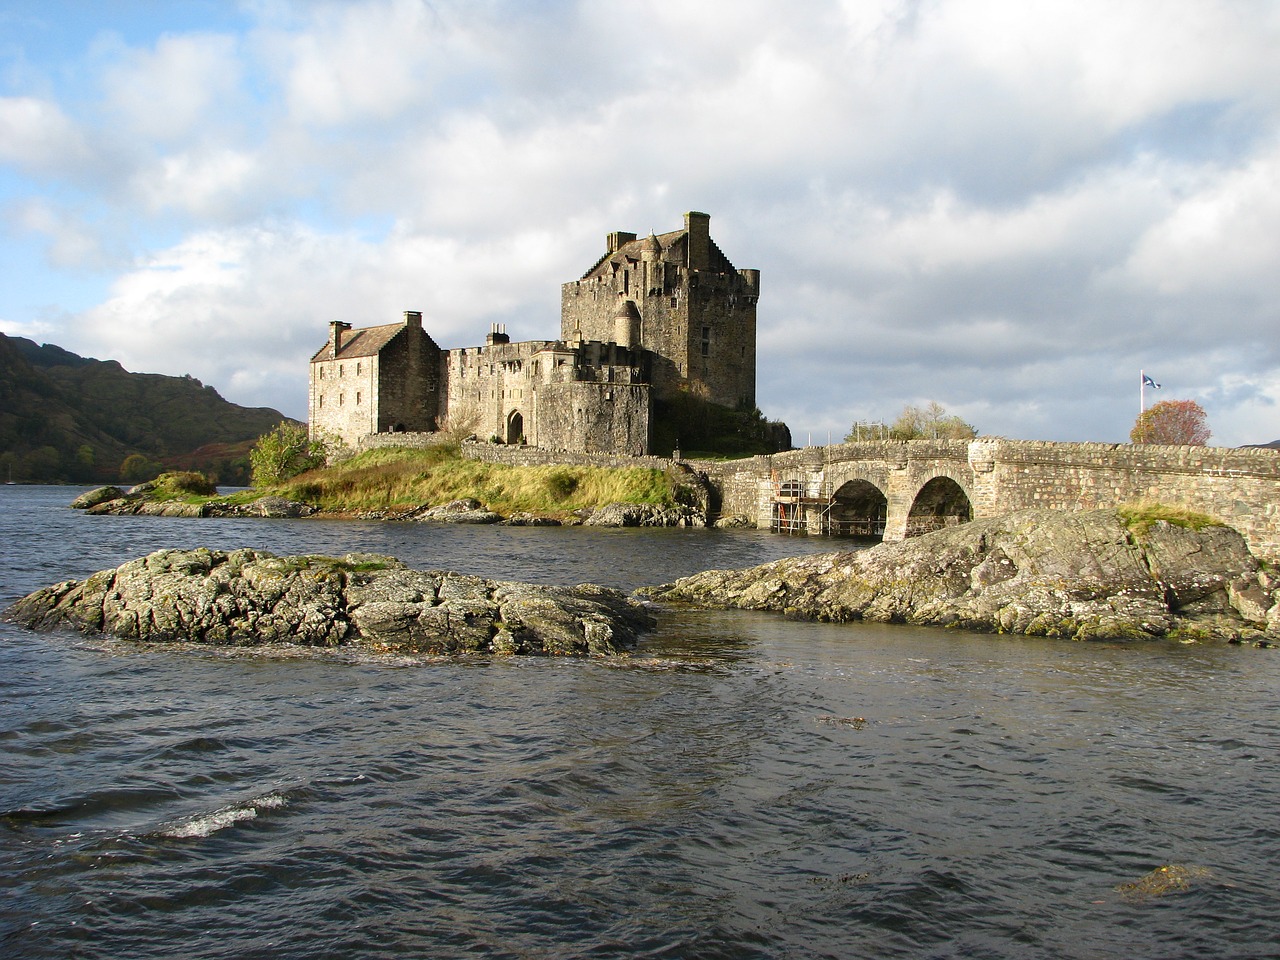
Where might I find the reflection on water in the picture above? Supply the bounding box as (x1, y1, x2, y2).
(2, 485, 1280, 959)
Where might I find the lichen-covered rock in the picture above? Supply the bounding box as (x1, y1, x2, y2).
(244, 496, 315, 519)
(4, 549, 653, 656)
(646, 508, 1279, 644)
(412, 498, 504, 524)
(581, 502, 704, 528)
(506, 513, 562, 526)
(70, 486, 126, 509)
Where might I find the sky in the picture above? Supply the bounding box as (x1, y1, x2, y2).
(2, 0, 1278, 446)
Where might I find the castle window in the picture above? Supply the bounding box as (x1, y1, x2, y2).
(670, 296, 678, 309)
(339, 393, 344, 406)
(319, 367, 325, 380)
(339, 364, 344, 377)
(356, 362, 361, 375)
(356, 392, 362, 405)
(319, 395, 324, 408)
(701, 326, 711, 357)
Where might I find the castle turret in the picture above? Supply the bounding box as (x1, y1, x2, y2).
(614, 299, 641, 350)
(641, 232, 662, 295)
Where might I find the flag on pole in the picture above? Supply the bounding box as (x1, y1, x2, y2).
(1142, 374, 1160, 389)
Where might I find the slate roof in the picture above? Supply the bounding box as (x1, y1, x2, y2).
(578, 224, 738, 282)
(310, 322, 405, 362)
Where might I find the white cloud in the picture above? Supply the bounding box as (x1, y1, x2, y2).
(0, 96, 96, 177)
(101, 32, 243, 143)
(261, 0, 451, 127)
(1118, 145, 1280, 300)
(130, 147, 262, 219)
(7, 198, 118, 269)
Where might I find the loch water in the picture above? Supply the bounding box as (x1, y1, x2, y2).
(2, 485, 1279, 960)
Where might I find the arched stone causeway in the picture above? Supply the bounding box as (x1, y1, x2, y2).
(696, 438, 1280, 560)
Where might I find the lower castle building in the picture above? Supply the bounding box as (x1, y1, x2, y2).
(309, 212, 761, 456)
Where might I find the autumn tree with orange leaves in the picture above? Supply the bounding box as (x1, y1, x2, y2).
(1130, 399, 1211, 445)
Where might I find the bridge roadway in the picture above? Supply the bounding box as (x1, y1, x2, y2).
(696, 438, 1280, 560)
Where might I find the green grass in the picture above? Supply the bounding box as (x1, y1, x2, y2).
(149, 471, 218, 500)
(269, 445, 686, 517)
(1118, 502, 1224, 536)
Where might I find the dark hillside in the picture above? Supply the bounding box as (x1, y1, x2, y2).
(0, 332, 295, 484)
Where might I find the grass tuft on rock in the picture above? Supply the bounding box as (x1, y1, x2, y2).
(1118, 502, 1224, 537)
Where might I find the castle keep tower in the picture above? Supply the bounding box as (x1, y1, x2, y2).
(560, 211, 760, 410)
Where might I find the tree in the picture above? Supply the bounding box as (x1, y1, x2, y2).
(1131, 399, 1210, 446)
(887, 401, 977, 440)
(249, 422, 330, 487)
(120, 453, 161, 484)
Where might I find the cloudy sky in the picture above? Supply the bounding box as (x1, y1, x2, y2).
(2, 0, 1278, 446)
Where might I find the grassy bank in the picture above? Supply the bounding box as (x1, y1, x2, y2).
(268, 445, 690, 517)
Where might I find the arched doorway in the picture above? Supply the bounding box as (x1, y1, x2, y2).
(830, 479, 888, 540)
(506, 410, 524, 445)
(906, 476, 972, 537)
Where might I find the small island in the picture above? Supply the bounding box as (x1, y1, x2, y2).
(4, 548, 654, 656)
(647, 506, 1280, 645)
(8, 505, 1279, 653)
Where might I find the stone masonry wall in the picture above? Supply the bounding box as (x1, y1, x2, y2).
(697, 439, 1280, 559)
(355, 432, 675, 472)
(970, 439, 1280, 559)
(310, 354, 379, 445)
(536, 381, 651, 456)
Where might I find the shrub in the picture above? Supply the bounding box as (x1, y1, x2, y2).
(154, 471, 217, 497)
(544, 468, 580, 500)
(250, 422, 330, 488)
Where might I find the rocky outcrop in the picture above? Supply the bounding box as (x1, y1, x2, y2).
(4, 549, 653, 656)
(646, 509, 1280, 644)
(73, 485, 315, 519)
(410, 498, 504, 524)
(70, 486, 126, 509)
(580, 502, 706, 528)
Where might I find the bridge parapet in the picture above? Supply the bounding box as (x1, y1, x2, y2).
(695, 439, 1280, 559)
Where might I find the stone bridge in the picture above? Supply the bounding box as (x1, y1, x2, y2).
(697, 438, 1280, 560)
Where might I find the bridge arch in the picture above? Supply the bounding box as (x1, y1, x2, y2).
(904, 475, 973, 538)
(830, 478, 888, 539)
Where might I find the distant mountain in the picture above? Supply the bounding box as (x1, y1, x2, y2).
(1243, 440, 1280, 449)
(0, 333, 296, 484)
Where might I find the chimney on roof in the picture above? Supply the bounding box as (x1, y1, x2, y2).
(607, 231, 637, 253)
(329, 320, 352, 359)
(403, 310, 422, 329)
(486, 323, 510, 346)
(685, 211, 710, 272)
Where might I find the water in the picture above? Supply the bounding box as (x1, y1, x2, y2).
(2, 485, 1279, 959)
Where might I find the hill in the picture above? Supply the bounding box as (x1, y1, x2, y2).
(0, 333, 295, 485)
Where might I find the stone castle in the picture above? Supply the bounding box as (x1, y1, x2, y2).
(308, 212, 760, 456)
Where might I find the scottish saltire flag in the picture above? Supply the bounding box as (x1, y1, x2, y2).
(1143, 374, 1161, 389)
